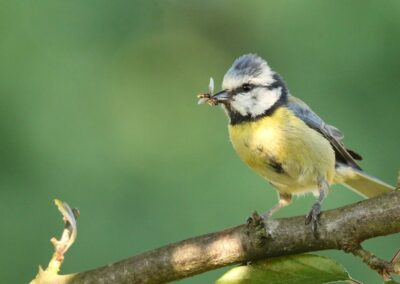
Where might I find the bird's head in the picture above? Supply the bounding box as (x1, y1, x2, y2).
(210, 54, 288, 124)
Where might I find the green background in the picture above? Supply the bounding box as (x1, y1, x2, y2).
(1, 1, 399, 283)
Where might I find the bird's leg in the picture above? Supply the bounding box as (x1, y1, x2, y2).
(262, 192, 292, 220)
(305, 178, 329, 237)
(246, 192, 292, 226)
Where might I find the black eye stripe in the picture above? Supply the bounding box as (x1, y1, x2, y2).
(230, 75, 285, 95)
(230, 82, 282, 95)
(231, 83, 256, 94)
(241, 83, 253, 92)
(266, 81, 281, 90)
(231, 84, 266, 95)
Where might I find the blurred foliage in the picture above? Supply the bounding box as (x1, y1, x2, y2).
(0, 1, 399, 283)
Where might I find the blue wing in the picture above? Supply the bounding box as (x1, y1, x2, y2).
(287, 96, 362, 170)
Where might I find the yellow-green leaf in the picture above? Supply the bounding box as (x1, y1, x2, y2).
(216, 254, 355, 284)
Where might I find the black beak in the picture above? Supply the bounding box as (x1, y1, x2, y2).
(211, 90, 231, 102)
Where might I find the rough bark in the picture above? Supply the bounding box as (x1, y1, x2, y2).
(32, 191, 400, 284)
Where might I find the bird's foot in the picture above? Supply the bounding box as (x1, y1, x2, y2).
(305, 202, 321, 238)
(244, 211, 270, 247)
(246, 211, 266, 228)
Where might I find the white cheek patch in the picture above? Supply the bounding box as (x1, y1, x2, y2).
(230, 88, 282, 117)
(230, 94, 253, 116)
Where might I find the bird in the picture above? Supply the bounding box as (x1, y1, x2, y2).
(198, 54, 394, 234)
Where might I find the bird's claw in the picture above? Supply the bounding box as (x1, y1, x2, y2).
(246, 211, 265, 227)
(246, 216, 254, 226)
(305, 203, 321, 238)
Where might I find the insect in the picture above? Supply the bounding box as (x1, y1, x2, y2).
(197, 77, 218, 106)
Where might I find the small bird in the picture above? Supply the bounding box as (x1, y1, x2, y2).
(198, 54, 394, 233)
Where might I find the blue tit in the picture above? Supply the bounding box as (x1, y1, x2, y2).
(198, 54, 394, 234)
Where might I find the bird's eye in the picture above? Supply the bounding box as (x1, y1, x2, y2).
(242, 83, 253, 92)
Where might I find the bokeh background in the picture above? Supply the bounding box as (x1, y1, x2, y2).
(1, 1, 399, 283)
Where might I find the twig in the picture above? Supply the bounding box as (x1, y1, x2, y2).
(30, 200, 79, 284)
(350, 246, 393, 281)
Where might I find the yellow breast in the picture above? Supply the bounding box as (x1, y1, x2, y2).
(228, 107, 335, 194)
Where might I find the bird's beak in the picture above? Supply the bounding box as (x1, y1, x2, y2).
(212, 90, 231, 102)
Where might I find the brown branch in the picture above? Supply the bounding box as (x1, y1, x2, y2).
(32, 191, 400, 284)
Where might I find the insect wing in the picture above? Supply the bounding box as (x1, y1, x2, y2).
(208, 77, 214, 96)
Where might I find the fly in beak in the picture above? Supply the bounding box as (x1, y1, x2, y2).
(197, 90, 230, 106)
(197, 77, 230, 106)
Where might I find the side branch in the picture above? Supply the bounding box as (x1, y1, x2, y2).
(36, 191, 400, 284)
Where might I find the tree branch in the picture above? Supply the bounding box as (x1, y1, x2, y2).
(32, 191, 400, 284)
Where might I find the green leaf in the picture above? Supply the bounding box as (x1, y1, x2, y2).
(216, 254, 355, 284)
